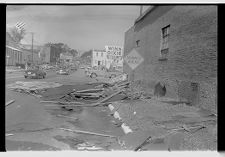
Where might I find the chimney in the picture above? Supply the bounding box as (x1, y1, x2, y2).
(140, 5, 143, 16)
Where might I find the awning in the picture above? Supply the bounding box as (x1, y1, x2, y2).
(6, 45, 22, 52)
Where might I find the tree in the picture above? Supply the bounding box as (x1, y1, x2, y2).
(9, 26, 26, 43)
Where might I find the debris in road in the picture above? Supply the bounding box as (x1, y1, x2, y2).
(76, 88, 104, 93)
(60, 128, 117, 138)
(6, 134, 14, 137)
(41, 100, 85, 105)
(134, 135, 152, 151)
(108, 73, 128, 85)
(6, 100, 15, 107)
(7, 81, 62, 97)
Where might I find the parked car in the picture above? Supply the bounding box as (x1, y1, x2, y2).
(87, 67, 121, 78)
(56, 69, 70, 75)
(24, 68, 46, 79)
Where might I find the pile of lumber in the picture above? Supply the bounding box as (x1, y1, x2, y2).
(41, 80, 131, 110)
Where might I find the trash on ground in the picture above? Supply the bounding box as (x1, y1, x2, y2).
(7, 81, 62, 97)
(60, 128, 117, 138)
(6, 100, 15, 107)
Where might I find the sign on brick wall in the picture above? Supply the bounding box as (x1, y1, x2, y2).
(124, 49, 144, 70)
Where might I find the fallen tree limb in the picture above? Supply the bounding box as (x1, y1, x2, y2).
(59, 128, 117, 138)
(6, 100, 15, 107)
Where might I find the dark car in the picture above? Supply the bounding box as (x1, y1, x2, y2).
(24, 69, 46, 79)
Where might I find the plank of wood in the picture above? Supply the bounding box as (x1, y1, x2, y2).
(90, 89, 125, 107)
(59, 128, 117, 138)
(134, 135, 152, 151)
(76, 88, 104, 93)
(40, 100, 85, 105)
(6, 100, 15, 107)
(44, 102, 112, 107)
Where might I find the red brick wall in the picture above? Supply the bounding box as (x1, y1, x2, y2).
(124, 5, 217, 110)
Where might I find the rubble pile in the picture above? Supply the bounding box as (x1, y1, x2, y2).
(7, 81, 62, 98)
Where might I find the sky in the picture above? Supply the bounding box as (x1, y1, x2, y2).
(6, 5, 150, 52)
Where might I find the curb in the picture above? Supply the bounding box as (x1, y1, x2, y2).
(108, 104, 133, 134)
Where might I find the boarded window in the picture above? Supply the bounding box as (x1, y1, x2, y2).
(160, 25, 170, 59)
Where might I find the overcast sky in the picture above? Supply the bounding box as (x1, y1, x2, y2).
(6, 5, 150, 51)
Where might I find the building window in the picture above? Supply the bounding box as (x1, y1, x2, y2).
(96, 52, 98, 57)
(101, 52, 103, 57)
(136, 40, 140, 47)
(160, 25, 170, 60)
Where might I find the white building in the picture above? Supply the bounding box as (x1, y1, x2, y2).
(92, 49, 107, 67)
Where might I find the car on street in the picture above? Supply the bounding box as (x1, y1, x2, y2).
(56, 69, 70, 75)
(24, 68, 46, 79)
(87, 67, 122, 78)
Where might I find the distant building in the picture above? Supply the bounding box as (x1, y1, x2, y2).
(92, 49, 107, 67)
(6, 32, 41, 67)
(124, 6, 217, 111)
(60, 52, 73, 64)
(39, 44, 61, 65)
(6, 32, 23, 66)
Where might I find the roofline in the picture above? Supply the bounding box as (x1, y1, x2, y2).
(134, 6, 157, 24)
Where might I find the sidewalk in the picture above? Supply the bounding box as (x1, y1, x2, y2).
(107, 97, 217, 150)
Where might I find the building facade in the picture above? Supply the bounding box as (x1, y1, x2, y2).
(6, 32, 41, 67)
(92, 49, 107, 67)
(124, 5, 217, 111)
(6, 32, 23, 66)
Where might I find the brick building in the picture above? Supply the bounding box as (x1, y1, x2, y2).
(124, 5, 217, 112)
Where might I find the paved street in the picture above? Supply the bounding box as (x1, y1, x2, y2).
(5, 69, 124, 150)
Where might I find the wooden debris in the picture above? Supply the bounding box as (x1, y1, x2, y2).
(76, 88, 104, 93)
(6, 100, 15, 107)
(134, 135, 152, 151)
(60, 128, 117, 138)
(40, 100, 85, 105)
(90, 89, 125, 107)
(6, 134, 14, 137)
(170, 125, 206, 132)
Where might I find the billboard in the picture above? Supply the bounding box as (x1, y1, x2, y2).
(105, 46, 123, 70)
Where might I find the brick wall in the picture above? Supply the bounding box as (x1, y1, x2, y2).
(124, 5, 217, 110)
